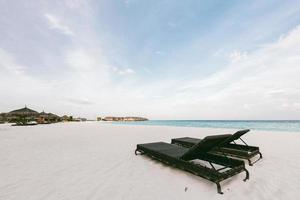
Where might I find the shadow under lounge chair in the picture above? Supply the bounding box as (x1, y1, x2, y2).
(171, 129, 262, 166)
(135, 134, 249, 194)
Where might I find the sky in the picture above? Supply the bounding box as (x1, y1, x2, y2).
(0, 0, 300, 120)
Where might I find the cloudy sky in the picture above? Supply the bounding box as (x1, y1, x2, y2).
(1, 0, 300, 119)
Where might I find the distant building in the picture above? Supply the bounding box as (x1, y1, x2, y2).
(0, 106, 61, 125)
(0, 106, 87, 125)
(123, 117, 148, 121)
(6, 106, 39, 124)
(103, 116, 124, 121)
(61, 115, 72, 122)
(73, 117, 87, 122)
(100, 116, 148, 121)
(37, 111, 61, 124)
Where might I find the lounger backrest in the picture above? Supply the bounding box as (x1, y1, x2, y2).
(180, 134, 231, 160)
(220, 129, 250, 145)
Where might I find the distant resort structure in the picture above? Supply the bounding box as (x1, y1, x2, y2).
(97, 116, 148, 121)
(0, 106, 86, 126)
(0, 106, 147, 126)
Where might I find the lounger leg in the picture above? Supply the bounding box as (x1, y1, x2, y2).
(259, 152, 263, 159)
(216, 182, 223, 194)
(243, 168, 249, 181)
(248, 159, 253, 166)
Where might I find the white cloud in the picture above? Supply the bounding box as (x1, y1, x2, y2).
(160, 25, 300, 119)
(65, 98, 94, 106)
(0, 48, 25, 75)
(45, 13, 74, 36)
(0, 49, 58, 112)
(65, 48, 101, 71)
(112, 67, 135, 75)
(229, 50, 248, 63)
(213, 48, 224, 57)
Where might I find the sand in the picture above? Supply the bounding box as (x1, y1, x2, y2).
(0, 122, 300, 200)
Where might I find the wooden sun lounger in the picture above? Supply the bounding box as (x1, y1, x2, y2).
(135, 135, 249, 194)
(171, 129, 263, 166)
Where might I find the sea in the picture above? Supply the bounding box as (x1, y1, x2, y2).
(112, 120, 300, 132)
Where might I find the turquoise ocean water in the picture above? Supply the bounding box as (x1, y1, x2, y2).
(112, 120, 300, 132)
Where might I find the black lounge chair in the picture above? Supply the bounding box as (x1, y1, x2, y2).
(171, 129, 262, 166)
(135, 134, 249, 194)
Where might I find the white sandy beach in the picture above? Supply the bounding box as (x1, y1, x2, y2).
(0, 122, 300, 200)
